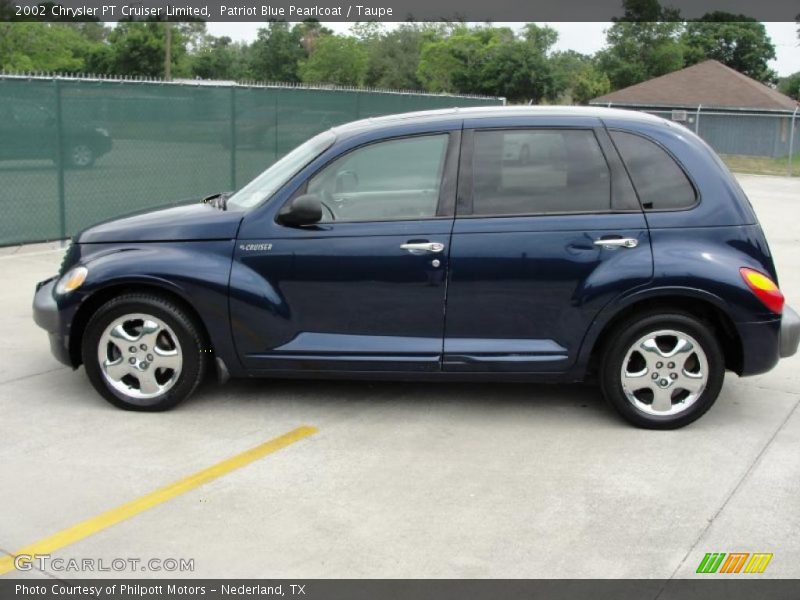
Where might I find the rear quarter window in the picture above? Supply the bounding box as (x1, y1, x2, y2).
(610, 131, 697, 211)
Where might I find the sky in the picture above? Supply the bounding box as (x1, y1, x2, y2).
(206, 21, 799, 77)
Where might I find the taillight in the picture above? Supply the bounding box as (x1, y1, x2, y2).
(740, 267, 784, 314)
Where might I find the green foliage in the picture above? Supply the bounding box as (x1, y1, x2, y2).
(360, 23, 427, 90)
(0, 22, 101, 72)
(595, 0, 685, 89)
(597, 21, 685, 90)
(417, 24, 561, 103)
(682, 14, 777, 83)
(294, 20, 334, 55)
(89, 22, 192, 78)
(191, 36, 249, 81)
(299, 35, 368, 86)
(248, 21, 304, 82)
(778, 72, 800, 101)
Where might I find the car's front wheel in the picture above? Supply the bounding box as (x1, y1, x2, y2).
(82, 294, 206, 411)
(600, 311, 725, 429)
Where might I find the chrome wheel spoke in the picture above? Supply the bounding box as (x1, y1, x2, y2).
(650, 386, 674, 412)
(640, 338, 666, 361)
(677, 371, 705, 395)
(137, 319, 162, 349)
(671, 336, 694, 357)
(103, 358, 129, 382)
(153, 348, 181, 371)
(623, 371, 648, 387)
(136, 370, 161, 395)
(110, 324, 137, 343)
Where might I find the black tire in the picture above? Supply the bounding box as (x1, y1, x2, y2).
(81, 294, 207, 411)
(600, 310, 725, 429)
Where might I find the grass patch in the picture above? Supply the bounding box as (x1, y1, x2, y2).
(721, 153, 799, 177)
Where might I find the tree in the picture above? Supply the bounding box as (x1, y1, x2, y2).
(355, 22, 429, 90)
(682, 14, 777, 83)
(294, 20, 333, 55)
(191, 35, 250, 81)
(417, 24, 561, 102)
(416, 28, 466, 93)
(550, 50, 591, 97)
(92, 21, 191, 78)
(489, 24, 561, 102)
(550, 51, 611, 104)
(0, 22, 103, 72)
(248, 21, 304, 82)
(778, 72, 800, 101)
(298, 35, 368, 86)
(572, 65, 612, 104)
(596, 0, 685, 90)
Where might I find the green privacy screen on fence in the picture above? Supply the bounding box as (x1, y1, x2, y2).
(0, 76, 502, 246)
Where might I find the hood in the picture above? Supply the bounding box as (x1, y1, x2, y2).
(76, 203, 244, 244)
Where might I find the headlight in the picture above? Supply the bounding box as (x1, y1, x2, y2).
(55, 266, 88, 295)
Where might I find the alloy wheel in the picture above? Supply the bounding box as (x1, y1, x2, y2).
(96, 313, 182, 400)
(620, 329, 708, 417)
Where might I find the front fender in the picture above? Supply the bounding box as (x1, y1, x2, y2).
(65, 241, 242, 374)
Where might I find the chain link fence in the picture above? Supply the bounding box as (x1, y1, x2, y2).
(0, 74, 502, 246)
(614, 105, 798, 178)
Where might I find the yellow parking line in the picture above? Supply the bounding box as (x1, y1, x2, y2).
(0, 425, 318, 576)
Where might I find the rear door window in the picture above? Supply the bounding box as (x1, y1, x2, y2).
(610, 131, 697, 210)
(470, 129, 612, 216)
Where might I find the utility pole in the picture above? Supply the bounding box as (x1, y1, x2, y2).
(164, 22, 172, 80)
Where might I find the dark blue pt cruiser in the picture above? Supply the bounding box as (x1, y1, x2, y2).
(33, 107, 800, 428)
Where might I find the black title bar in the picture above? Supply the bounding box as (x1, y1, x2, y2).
(4, 580, 800, 600)
(3, 0, 799, 22)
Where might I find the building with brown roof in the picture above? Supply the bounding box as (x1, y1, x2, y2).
(590, 60, 799, 158)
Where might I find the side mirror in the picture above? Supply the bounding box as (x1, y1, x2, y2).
(278, 193, 322, 227)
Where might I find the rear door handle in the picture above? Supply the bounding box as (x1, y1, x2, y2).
(593, 237, 638, 249)
(400, 242, 445, 254)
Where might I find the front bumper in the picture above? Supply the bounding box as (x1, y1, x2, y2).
(33, 277, 73, 366)
(781, 305, 800, 359)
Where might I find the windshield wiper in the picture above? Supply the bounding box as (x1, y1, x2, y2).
(202, 191, 232, 211)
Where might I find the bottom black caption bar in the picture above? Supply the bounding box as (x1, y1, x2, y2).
(4, 580, 800, 600)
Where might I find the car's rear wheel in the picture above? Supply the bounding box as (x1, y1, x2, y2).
(82, 294, 206, 411)
(68, 143, 95, 168)
(600, 311, 725, 429)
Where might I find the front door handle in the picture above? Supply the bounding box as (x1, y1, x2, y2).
(593, 237, 638, 249)
(400, 242, 445, 254)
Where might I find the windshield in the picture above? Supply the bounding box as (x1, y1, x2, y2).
(226, 130, 336, 210)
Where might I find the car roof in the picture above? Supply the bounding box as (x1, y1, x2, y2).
(331, 105, 669, 137)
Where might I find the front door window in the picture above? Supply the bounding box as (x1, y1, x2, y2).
(306, 134, 449, 222)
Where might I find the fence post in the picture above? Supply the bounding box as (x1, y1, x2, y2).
(229, 86, 236, 190)
(274, 94, 279, 161)
(788, 107, 797, 178)
(695, 104, 701, 135)
(54, 77, 67, 242)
